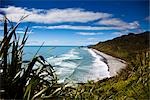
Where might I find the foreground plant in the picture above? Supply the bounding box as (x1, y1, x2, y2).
(0, 16, 68, 99)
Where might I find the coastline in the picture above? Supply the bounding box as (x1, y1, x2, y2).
(91, 48, 126, 77)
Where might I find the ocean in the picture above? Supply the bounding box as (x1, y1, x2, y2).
(23, 46, 110, 83)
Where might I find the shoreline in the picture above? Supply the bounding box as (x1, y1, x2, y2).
(91, 48, 126, 77)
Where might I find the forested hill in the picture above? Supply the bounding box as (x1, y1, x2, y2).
(90, 31, 150, 61)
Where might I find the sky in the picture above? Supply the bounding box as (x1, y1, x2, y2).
(0, 0, 149, 46)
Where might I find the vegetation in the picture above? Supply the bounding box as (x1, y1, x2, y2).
(0, 16, 149, 99)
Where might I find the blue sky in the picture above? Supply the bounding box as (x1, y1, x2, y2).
(0, 0, 149, 46)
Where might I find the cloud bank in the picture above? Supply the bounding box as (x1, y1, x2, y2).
(33, 25, 138, 31)
(0, 6, 140, 31)
(76, 32, 103, 35)
(97, 18, 139, 29)
(0, 6, 111, 23)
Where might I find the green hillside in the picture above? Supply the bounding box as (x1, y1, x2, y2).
(91, 31, 150, 61)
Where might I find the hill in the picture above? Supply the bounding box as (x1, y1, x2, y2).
(90, 31, 150, 61)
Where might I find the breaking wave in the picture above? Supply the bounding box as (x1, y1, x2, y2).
(46, 48, 110, 83)
(46, 49, 82, 83)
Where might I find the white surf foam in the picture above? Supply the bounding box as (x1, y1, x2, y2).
(46, 49, 82, 83)
(45, 48, 110, 83)
(65, 48, 111, 83)
(85, 49, 110, 81)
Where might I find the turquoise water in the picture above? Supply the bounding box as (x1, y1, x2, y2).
(23, 46, 110, 83)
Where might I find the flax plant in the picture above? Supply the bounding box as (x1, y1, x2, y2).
(0, 16, 67, 99)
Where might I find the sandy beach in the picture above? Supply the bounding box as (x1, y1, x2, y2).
(92, 49, 126, 77)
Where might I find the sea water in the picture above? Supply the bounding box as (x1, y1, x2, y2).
(23, 46, 110, 83)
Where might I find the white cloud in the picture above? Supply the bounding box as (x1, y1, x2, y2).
(0, 24, 25, 31)
(145, 16, 150, 21)
(0, 26, 3, 31)
(87, 37, 98, 40)
(86, 38, 99, 45)
(16, 30, 33, 34)
(16, 31, 26, 34)
(0, 6, 140, 31)
(97, 18, 126, 26)
(74, 37, 99, 46)
(77, 32, 103, 35)
(33, 25, 133, 31)
(96, 18, 139, 30)
(0, 36, 3, 40)
(0, 6, 111, 24)
(26, 40, 43, 45)
(111, 32, 124, 36)
(86, 41, 98, 45)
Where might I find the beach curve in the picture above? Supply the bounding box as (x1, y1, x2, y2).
(91, 48, 126, 77)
